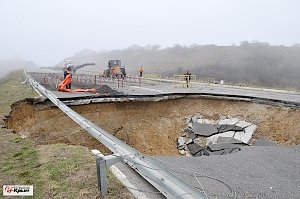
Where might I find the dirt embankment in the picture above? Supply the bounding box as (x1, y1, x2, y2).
(5, 97, 300, 155)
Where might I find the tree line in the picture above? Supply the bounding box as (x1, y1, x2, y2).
(64, 42, 300, 90)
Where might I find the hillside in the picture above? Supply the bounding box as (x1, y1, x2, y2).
(62, 43, 300, 90)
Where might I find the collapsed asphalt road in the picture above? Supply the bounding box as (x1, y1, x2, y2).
(8, 71, 300, 198)
(155, 145, 300, 199)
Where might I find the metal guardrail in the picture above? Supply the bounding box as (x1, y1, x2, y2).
(24, 71, 206, 199)
(144, 74, 162, 84)
(173, 75, 197, 88)
(31, 72, 144, 89)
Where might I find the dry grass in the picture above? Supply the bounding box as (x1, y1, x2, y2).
(0, 70, 38, 117)
(0, 129, 44, 198)
(0, 71, 133, 198)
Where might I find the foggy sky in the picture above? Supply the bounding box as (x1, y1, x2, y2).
(0, 0, 299, 66)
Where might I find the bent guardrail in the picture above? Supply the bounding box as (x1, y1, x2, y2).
(24, 71, 207, 199)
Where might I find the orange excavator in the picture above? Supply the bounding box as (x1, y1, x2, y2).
(57, 73, 96, 93)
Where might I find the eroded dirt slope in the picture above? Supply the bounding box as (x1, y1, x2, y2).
(5, 97, 300, 155)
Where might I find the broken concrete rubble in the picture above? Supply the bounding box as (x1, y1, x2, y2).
(206, 131, 235, 144)
(177, 137, 185, 150)
(192, 123, 218, 137)
(188, 132, 196, 140)
(216, 137, 246, 145)
(235, 120, 252, 128)
(217, 124, 244, 133)
(184, 128, 193, 134)
(187, 143, 203, 155)
(208, 148, 241, 155)
(197, 119, 215, 124)
(234, 124, 257, 144)
(224, 118, 240, 125)
(217, 118, 232, 125)
(178, 115, 257, 156)
(207, 143, 242, 152)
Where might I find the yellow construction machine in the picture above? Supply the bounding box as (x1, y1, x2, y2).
(103, 60, 126, 78)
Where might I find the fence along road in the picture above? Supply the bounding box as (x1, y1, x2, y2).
(24, 71, 207, 198)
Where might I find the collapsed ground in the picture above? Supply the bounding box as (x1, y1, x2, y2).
(5, 97, 300, 155)
(2, 72, 300, 198)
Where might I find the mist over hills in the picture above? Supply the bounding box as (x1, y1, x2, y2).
(0, 59, 39, 78)
(64, 43, 300, 90)
(1, 42, 299, 90)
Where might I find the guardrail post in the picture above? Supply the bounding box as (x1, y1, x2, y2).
(96, 157, 108, 196)
(96, 154, 121, 196)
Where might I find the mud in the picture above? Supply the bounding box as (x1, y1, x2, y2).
(4, 97, 300, 155)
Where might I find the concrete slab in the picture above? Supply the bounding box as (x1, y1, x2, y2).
(177, 137, 185, 150)
(186, 138, 193, 145)
(51, 91, 97, 98)
(217, 119, 231, 125)
(236, 120, 252, 128)
(188, 132, 196, 140)
(187, 143, 204, 155)
(208, 149, 226, 155)
(194, 148, 210, 157)
(223, 148, 241, 154)
(196, 119, 215, 124)
(226, 118, 240, 125)
(216, 137, 245, 145)
(206, 131, 235, 144)
(191, 115, 198, 123)
(207, 143, 242, 152)
(178, 149, 185, 155)
(217, 124, 244, 133)
(184, 128, 193, 134)
(192, 123, 218, 137)
(218, 118, 240, 125)
(234, 124, 257, 144)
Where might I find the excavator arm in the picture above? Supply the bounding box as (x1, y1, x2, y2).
(72, 63, 96, 73)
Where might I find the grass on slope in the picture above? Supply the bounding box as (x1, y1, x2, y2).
(0, 71, 133, 198)
(0, 71, 38, 117)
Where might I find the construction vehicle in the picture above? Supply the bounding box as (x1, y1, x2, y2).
(103, 60, 126, 78)
(64, 59, 96, 73)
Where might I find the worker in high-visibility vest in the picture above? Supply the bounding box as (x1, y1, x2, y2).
(139, 66, 144, 77)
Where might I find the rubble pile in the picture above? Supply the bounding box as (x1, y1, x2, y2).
(177, 114, 257, 156)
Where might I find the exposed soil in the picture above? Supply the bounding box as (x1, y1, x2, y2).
(4, 97, 300, 155)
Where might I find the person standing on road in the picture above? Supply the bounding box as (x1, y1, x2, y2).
(139, 66, 144, 77)
(184, 70, 191, 88)
(66, 66, 72, 89)
(63, 67, 68, 79)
